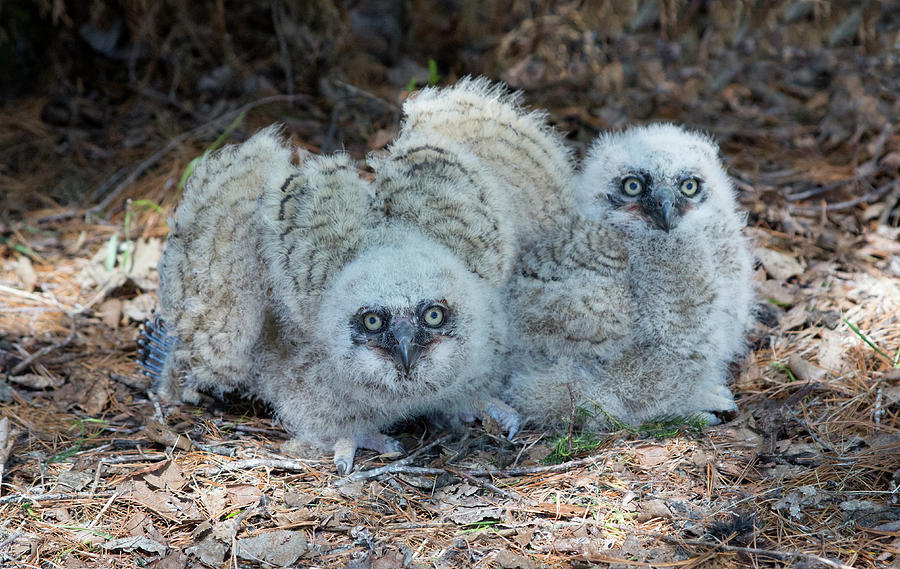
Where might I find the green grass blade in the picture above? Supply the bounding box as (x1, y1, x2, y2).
(844, 318, 892, 362)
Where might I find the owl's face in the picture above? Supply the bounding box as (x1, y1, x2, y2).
(576, 124, 734, 233)
(317, 235, 500, 394)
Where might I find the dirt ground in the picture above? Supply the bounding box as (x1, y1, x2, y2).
(2, 2, 900, 568)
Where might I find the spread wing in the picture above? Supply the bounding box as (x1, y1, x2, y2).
(370, 129, 516, 287)
(261, 152, 380, 325)
(399, 77, 574, 242)
(157, 126, 294, 393)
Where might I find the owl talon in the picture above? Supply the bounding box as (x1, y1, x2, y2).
(333, 437, 357, 475)
(357, 432, 404, 457)
(483, 399, 521, 440)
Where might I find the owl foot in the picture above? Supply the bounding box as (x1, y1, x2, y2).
(482, 398, 521, 440)
(333, 432, 405, 475)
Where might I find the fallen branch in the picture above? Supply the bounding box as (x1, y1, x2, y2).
(0, 418, 9, 498)
(340, 435, 452, 483)
(653, 534, 855, 569)
(201, 458, 318, 477)
(0, 492, 114, 505)
(444, 466, 530, 504)
(789, 179, 900, 214)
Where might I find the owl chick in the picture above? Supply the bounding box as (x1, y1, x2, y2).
(150, 109, 532, 474)
(366, 77, 576, 430)
(259, 139, 518, 473)
(506, 124, 754, 429)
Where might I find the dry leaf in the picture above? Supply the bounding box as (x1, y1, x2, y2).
(13, 255, 37, 292)
(198, 486, 228, 519)
(144, 461, 187, 492)
(634, 445, 669, 468)
(143, 420, 192, 451)
(235, 530, 308, 567)
(787, 354, 827, 382)
(121, 293, 157, 322)
(226, 485, 263, 509)
(448, 506, 503, 525)
(186, 538, 227, 566)
(98, 298, 123, 328)
(756, 247, 805, 281)
(78, 374, 110, 415)
(102, 536, 167, 556)
(493, 550, 536, 569)
(9, 373, 64, 389)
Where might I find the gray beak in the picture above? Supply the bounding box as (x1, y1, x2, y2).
(648, 189, 676, 232)
(390, 319, 421, 373)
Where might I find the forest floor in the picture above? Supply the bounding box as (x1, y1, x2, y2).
(2, 3, 900, 568)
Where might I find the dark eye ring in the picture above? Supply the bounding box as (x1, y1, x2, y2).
(362, 312, 384, 332)
(422, 305, 446, 328)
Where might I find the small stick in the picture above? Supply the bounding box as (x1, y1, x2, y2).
(201, 458, 316, 477)
(10, 317, 77, 375)
(789, 179, 900, 214)
(342, 435, 452, 483)
(0, 492, 114, 505)
(653, 534, 855, 569)
(443, 466, 530, 504)
(87, 93, 310, 216)
(87, 490, 119, 528)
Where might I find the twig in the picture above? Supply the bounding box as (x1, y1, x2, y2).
(0, 492, 114, 505)
(201, 458, 317, 477)
(87, 491, 119, 528)
(87, 93, 310, 216)
(444, 466, 530, 504)
(653, 534, 855, 569)
(0, 533, 22, 552)
(788, 179, 900, 214)
(270, 0, 293, 96)
(0, 284, 77, 314)
(10, 316, 77, 375)
(342, 435, 452, 483)
(783, 164, 888, 201)
(0, 418, 9, 497)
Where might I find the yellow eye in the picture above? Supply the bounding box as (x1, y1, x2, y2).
(422, 305, 446, 328)
(680, 178, 700, 196)
(362, 312, 383, 331)
(621, 176, 643, 196)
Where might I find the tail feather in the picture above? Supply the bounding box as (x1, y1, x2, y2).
(137, 311, 177, 382)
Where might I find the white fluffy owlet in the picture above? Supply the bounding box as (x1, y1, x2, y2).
(506, 124, 754, 428)
(144, 125, 521, 474)
(261, 137, 519, 474)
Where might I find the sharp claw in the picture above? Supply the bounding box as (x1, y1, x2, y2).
(484, 400, 521, 441)
(384, 438, 405, 456)
(333, 437, 357, 475)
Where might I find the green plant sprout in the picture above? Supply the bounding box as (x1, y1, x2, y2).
(543, 405, 708, 464)
(406, 58, 442, 91)
(844, 318, 900, 368)
(770, 361, 798, 382)
(103, 198, 164, 273)
(178, 110, 247, 190)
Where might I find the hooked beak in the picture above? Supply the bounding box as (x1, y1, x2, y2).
(390, 318, 422, 373)
(647, 189, 677, 233)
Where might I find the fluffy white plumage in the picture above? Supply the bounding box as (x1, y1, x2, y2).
(506, 124, 755, 428)
(152, 78, 569, 474)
